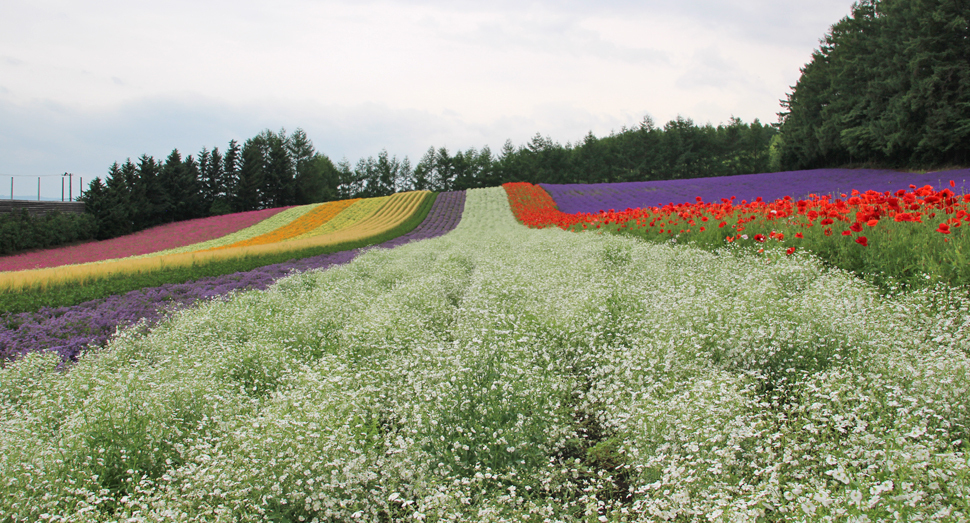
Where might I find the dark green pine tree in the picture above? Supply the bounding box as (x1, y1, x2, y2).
(260, 129, 295, 208)
(120, 158, 142, 225)
(236, 137, 266, 211)
(177, 154, 203, 220)
(778, 0, 970, 169)
(207, 147, 229, 215)
(99, 162, 132, 239)
(411, 147, 435, 192)
(312, 154, 342, 202)
(136, 154, 166, 228)
(198, 147, 215, 214)
(221, 139, 241, 212)
(288, 128, 321, 204)
(159, 150, 202, 222)
(80, 177, 109, 237)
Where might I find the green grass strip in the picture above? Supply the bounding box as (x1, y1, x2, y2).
(0, 194, 436, 314)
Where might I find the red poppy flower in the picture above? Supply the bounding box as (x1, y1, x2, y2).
(867, 219, 878, 227)
(937, 223, 951, 234)
(951, 180, 956, 188)
(795, 232, 804, 239)
(786, 247, 796, 256)
(850, 222, 863, 232)
(855, 236, 868, 247)
(725, 236, 735, 243)
(754, 234, 766, 243)
(718, 221, 726, 228)
(841, 230, 852, 236)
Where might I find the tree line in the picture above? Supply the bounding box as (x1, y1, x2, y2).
(80, 116, 776, 240)
(777, 0, 969, 169)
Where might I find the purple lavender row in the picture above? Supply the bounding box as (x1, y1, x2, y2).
(0, 191, 466, 364)
(541, 168, 970, 214)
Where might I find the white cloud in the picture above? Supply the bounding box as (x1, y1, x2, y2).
(0, 0, 855, 183)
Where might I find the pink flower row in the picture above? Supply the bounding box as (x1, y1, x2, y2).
(0, 207, 292, 272)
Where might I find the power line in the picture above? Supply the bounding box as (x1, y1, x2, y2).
(0, 173, 92, 178)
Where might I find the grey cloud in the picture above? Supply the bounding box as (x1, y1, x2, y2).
(0, 94, 648, 180)
(345, 0, 852, 49)
(675, 46, 752, 90)
(418, 11, 670, 65)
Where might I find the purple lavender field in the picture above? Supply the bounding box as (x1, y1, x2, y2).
(541, 168, 970, 214)
(0, 191, 466, 363)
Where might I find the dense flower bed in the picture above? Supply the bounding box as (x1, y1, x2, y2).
(0, 207, 290, 272)
(506, 180, 970, 288)
(291, 196, 389, 240)
(2, 188, 966, 520)
(210, 199, 359, 250)
(0, 192, 466, 363)
(541, 167, 970, 214)
(0, 193, 431, 297)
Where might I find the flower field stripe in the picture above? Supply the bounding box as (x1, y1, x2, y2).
(506, 181, 970, 288)
(376, 190, 465, 249)
(0, 191, 434, 297)
(4, 187, 968, 519)
(0, 207, 291, 272)
(139, 203, 322, 257)
(1, 192, 463, 362)
(207, 199, 360, 250)
(303, 190, 427, 245)
(289, 196, 389, 240)
(540, 167, 970, 213)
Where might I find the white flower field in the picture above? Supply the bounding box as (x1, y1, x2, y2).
(1, 187, 968, 521)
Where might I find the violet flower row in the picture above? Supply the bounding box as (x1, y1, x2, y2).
(541, 168, 970, 214)
(0, 191, 466, 364)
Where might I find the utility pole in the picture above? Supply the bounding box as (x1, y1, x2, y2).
(63, 172, 73, 202)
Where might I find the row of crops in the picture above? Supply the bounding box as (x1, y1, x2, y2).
(1, 171, 969, 521)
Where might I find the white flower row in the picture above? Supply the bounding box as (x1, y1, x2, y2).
(1, 187, 967, 522)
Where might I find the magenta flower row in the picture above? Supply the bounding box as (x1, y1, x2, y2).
(0, 206, 294, 272)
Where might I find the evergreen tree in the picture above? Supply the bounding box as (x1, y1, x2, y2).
(136, 154, 165, 228)
(79, 177, 109, 237)
(236, 137, 265, 211)
(207, 147, 229, 215)
(778, 0, 970, 169)
(306, 153, 342, 203)
(221, 139, 241, 213)
(262, 129, 295, 208)
(411, 147, 435, 191)
(99, 162, 132, 238)
(289, 128, 321, 204)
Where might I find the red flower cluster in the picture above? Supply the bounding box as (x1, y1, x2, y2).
(503, 181, 968, 249)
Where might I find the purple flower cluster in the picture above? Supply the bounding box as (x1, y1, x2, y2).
(0, 191, 466, 364)
(541, 168, 970, 214)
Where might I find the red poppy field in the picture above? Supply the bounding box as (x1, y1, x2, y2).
(505, 180, 970, 289)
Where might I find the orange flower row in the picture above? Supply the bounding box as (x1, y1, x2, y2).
(208, 199, 360, 251)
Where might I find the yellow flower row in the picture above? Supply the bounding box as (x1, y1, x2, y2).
(290, 196, 390, 240)
(209, 199, 360, 251)
(0, 191, 433, 293)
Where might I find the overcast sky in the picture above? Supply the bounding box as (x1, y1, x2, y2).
(0, 0, 854, 197)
